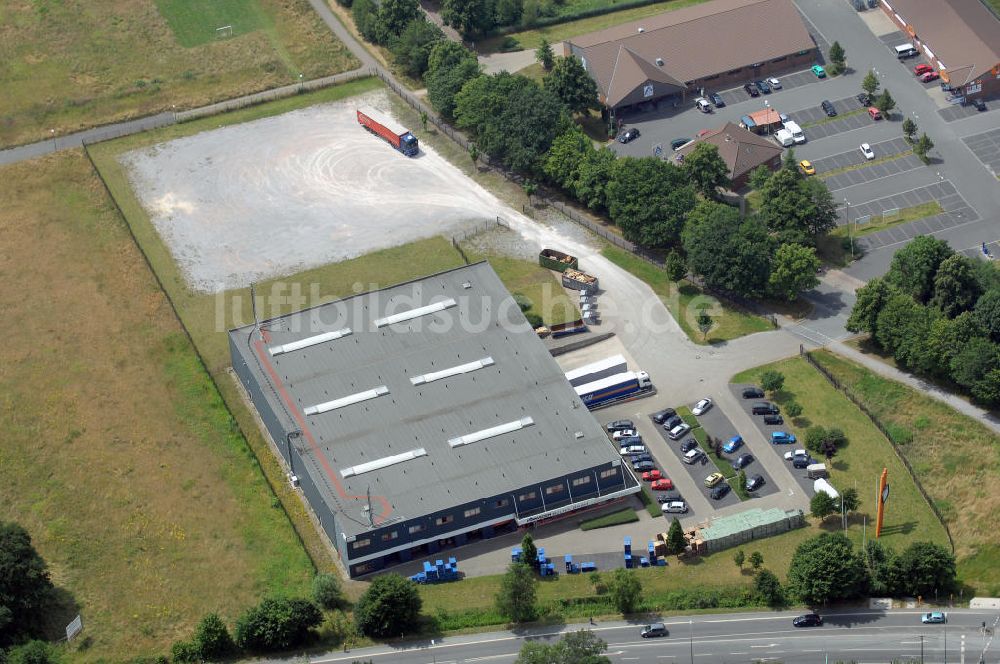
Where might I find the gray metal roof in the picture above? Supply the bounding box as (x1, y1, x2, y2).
(230, 262, 623, 537)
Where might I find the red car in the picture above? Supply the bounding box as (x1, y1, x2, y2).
(868, 107, 882, 120)
(642, 470, 664, 482)
(920, 71, 940, 83)
(651, 479, 674, 491)
(913, 64, 933, 76)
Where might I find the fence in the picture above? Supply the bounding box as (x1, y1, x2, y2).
(451, 217, 510, 263)
(799, 346, 955, 553)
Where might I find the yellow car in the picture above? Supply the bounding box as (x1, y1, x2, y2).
(799, 160, 815, 176)
(704, 472, 724, 488)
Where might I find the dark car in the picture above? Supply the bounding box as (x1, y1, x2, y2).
(607, 419, 635, 432)
(631, 453, 653, 464)
(752, 402, 779, 415)
(618, 127, 640, 144)
(732, 453, 755, 470)
(763, 413, 784, 425)
(746, 474, 765, 492)
(709, 91, 725, 107)
(793, 455, 812, 469)
(856, 92, 871, 106)
(710, 483, 731, 500)
(744, 82, 760, 97)
(652, 407, 677, 424)
(680, 438, 699, 453)
(755, 79, 771, 94)
(670, 137, 691, 151)
(656, 492, 681, 503)
(973, 98, 987, 111)
(633, 460, 656, 472)
(662, 415, 683, 431)
(821, 100, 837, 117)
(742, 387, 764, 399)
(641, 623, 668, 638)
(793, 613, 823, 627)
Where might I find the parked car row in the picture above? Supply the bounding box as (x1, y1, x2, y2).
(607, 416, 687, 513)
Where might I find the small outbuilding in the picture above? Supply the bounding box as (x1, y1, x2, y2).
(674, 122, 784, 188)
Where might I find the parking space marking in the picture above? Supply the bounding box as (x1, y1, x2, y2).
(962, 127, 1000, 176)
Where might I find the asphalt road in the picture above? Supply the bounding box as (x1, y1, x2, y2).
(286, 609, 1000, 664)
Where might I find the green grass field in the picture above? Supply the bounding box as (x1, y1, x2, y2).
(832, 201, 943, 238)
(0, 0, 356, 147)
(601, 246, 773, 344)
(809, 349, 1000, 594)
(462, 250, 580, 326)
(733, 357, 950, 554)
(0, 151, 315, 661)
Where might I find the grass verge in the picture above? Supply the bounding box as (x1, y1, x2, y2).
(1, 0, 357, 147)
(0, 151, 315, 661)
(638, 487, 661, 517)
(808, 348, 1000, 594)
(832, 201, 943, 238)
(732, 357, 950, 555)
(579, 508, 640, 530)
(601, 246, 773, 344)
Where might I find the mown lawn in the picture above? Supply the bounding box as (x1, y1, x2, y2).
(579, 507, 639, 530)
(0, 151, 315, 661)
(0, 0, 356, 147)
(732, 357, 951, 555)
(463, 250, 580, 326)
(809, 349, 1000, 594)
(831, 201, 943, 238)
(602, 246, 773, 344)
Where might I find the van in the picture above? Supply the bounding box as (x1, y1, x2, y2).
(895, 43, 918, 58)
(620, 443, 646, 456)
(775, 129, 794, 147)
(807, 463, 829, 479)
(783, 120, 805, 144)
(696, 97, 712, 113)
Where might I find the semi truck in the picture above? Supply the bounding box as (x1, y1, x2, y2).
(539, 248, 579, 272)
(575, 371, 652, 409)
(357, 107, 419, 156)
(549, 319, 588, 338)
(562, 268, 599, 293)
(564, 354, 627, 387)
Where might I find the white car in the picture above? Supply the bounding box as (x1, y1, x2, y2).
(612, 429, 638, 441)
(692, 398, 713, 416)
(662, 500, 688, 514)
(860, 143, 875, 160)
(784, 449, 808, 460)
(767, 77, 782, 89)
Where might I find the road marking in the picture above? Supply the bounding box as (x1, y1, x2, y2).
(825, 158, 926, 193)
(751, 643, 779, 648)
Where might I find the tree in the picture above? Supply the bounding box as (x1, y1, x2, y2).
(874, 292, 938, 368)
(733, 549, 746, 570)
(544, 56, 598, 114)
(515, 630, 610, 664)
(841, 487, 859, 514)
(875, 89, 896, 116)
(925, 312, 985, 377)
(931, 254, 982, 318)
(390, 18, 445, 79)
(666, 518, 687, 555)
(496, 563, 538, 622)
(810, 492, 837, 521)
(6, 641, 61, 664)
(665, 250, 687, 282)
(606, 157, 696, 248)
(495, 0, 522, 26)
(846, 276, 898, 334)
(864, 540, 895, 596)
(787, 533, 869, 604)
(425, 42, 481, 120)
(785, 401, 803, 419)
(536, 38, 555, 71)
(749, 551, 764, 572)
(754, 569, 784, 607)
(975, 290, 1000, 342)
(828, 41, 846, 68)
(804, 426, 828, 454)
(759, 370, 784, 393)
(758, 167, 838, 245)
(749, 165, 772, 191)
(902, 117, 918, 143)
(193, 612, 236, 660)
(914, 133, 935, 163)
(0, 522, 53, 645)
(441, 0, 494, 37)
(313, 573, 344, 610)
(607, 568, 642, 615)
(521, 533, 538, 569)
(354, 574, 422, 638)
(949, 336, 1000, 391)
(544, 127, 592, 190)
(682, 142, 731, 200)
(862, 69, 880, 99)
(235, 597, 323, 651)
(352, 0, 380, 42)
(769, 243, 820, 302)
(377, 0, 422, 41)
(685, 214, 773, 299)
(890, 542, 957, 598)
(697, 312, 714, 340)
(573, 148, 617, 212)
(886, 235, 954, 303)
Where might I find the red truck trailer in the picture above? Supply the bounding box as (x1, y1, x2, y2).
(357, 107, 419, 156)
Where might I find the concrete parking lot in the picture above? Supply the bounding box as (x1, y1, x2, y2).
(963, 127, 1000, 178)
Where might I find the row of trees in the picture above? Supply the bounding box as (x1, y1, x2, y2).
(847, 235, 1000, 405)
(349, 0, 447, 79)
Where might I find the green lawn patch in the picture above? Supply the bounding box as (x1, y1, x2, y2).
(601, 246, 772, 344)
(637, 486, 661, 517)
(155, 0, 270, 47)
(808, 348, 1000, 594)
(579, 507, 640, 530)
(832, 201, 943, 238)
(463, 251, 579, 326)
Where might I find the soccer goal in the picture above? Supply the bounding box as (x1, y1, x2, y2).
(216, 25, 233, 39)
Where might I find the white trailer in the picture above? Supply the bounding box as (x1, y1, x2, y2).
(564, 354, 627, 387)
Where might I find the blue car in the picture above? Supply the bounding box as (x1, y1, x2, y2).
(723, 435, 744, 453)
(772, 431, 797, 444)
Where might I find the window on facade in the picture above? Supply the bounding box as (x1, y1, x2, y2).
(464, 507, 481, 518)
(572, 476, 591, 487)
(704, 74, 719, 81)
(600, 468, 618, 479)
(727, 69, 742, 75)
(381, 530, 398, 542)
(519, 491, 537, 502)
(798, 50, 809, 55)
(545, 484, 566, 496)
(409, 524, 425, 535)
(435, 514, 454, 526)
(354, 561, 377, 574)
(495, 498, 510, 509)
(751, 62, 763, 68)
(352, 537, 371, 550)
(772, 56, 787, 63)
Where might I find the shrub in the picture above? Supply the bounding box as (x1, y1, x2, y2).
(313, 573, 345, 610)
(512, 293, 533, 312)
(6, 641, 62, 664)
(193, 612, 235, 659)
(524, 312, 543, 328)
(495, 563, 538, 622)
(170, 641, 200, 663)
(355, 574, 422, 638)
(607, 568, 642, 615)
(235, 597, 323, 652)
(754, 569, 784, 607)
(785, 401, 803, 418)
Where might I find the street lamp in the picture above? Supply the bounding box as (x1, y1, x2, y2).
(50, 128, 55, 151)
(845, 198, 854, 259)
(689, 619, 694, 664)
(298, 73, 304, 93)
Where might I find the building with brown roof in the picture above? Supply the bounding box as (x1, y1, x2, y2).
(879, 0, 1000, 101)
(675, 122, 783, 188)
(564, 0, 818, 112)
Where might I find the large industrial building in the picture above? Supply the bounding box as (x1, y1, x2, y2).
(563, 0, 818, 112)
(878, 0, 1000, 101)
(230, 262, 640, 577)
